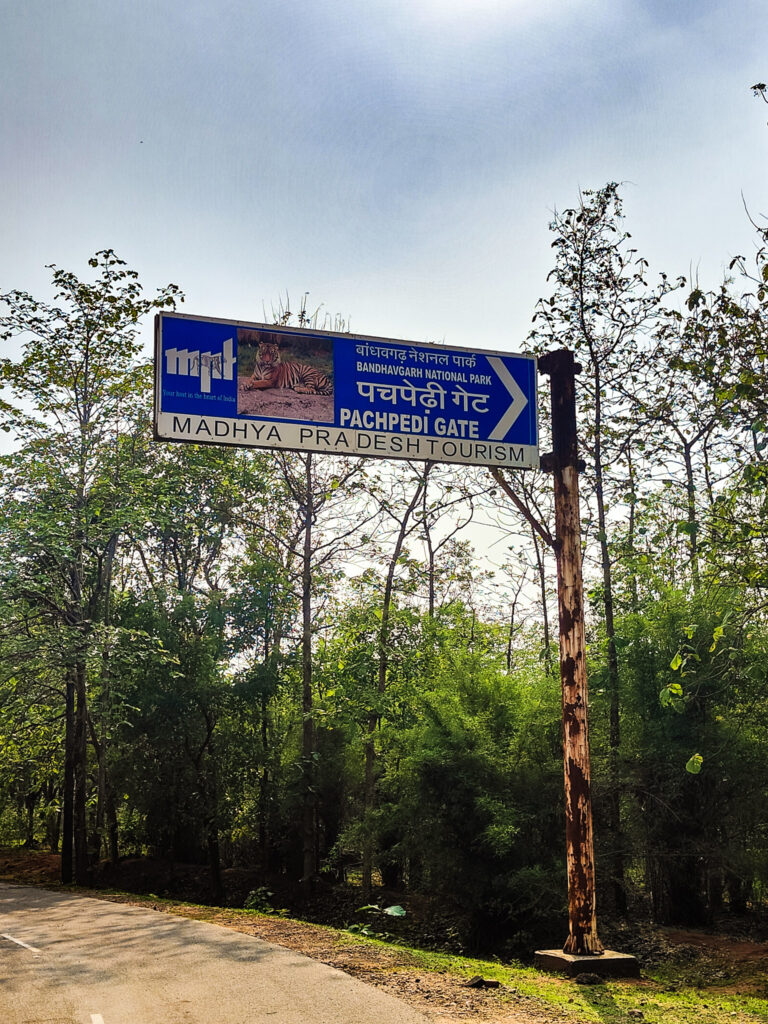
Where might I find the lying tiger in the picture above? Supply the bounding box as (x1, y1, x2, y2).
(244, 339, 333, 395)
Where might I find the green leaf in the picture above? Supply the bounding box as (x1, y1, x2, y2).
(709, 625, 724, 653)
(670, 652, 683, 671)
(659, 682, 684, 711)
(382, 905, 406, 917)
(685, 753, 703, 775)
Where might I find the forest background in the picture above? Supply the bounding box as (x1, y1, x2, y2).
(0, 176, 767, 958)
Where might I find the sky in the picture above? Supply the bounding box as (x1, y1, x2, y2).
(2, 0, 766, 356)
(1, 0, 766, 601)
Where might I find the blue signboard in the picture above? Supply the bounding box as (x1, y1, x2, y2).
(154, 313, 538, 469)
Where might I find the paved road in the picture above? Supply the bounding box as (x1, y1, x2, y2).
(0, 882, 429, 1024)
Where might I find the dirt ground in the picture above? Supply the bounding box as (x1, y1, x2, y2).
(236, 379, 334, 422)
(663, 928, 768, 965)
(0, 848, 60, 885)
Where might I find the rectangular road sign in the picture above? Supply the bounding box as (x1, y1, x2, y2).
(154, 313, 538, 469)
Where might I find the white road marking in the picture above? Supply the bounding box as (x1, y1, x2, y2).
(91, 1015, 105, 1024)
(2, 932, 41, 953)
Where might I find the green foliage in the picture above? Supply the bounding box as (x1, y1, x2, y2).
(685, 753, 703, 775)
(348, 902, 406, 939)
(609, 590, 768, 923)
(243, 887, 288, 915)
(2, 212, 768, 954)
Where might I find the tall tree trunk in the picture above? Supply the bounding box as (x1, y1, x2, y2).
(532, 531, 553, 675)
(592, 365, 626, 916)
(301, 454, 316, 885)
(361, 717, 377, 901)
(626, 448, 639, 614)
(93, 731, 106, 861)
(207, 764, 224, 903)
(258, 613, 282, 873)
(206, 821, 224, 902)
(362, 468, 429, 899)
(105, 778, 119, 866)
(88, 715, 119, 865)
(259, 691, 271, 872)
(98, 536, 119, 865)
(43, 779, 61, 854)
(23, 791, 38, 848)
(193, 714, 224, 902)
(507, 604, 516, 674)
(61, 675, 75, 883)
(422, 477, 436, 618)
(682, 441, 700, 592)
(73, 660, 89, 886)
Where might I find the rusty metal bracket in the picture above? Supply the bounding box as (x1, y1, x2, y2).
(539, 352, 582, 376)
(541, 453, 586, 474)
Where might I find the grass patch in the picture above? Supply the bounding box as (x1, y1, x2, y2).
(386, 944, 768, 1023)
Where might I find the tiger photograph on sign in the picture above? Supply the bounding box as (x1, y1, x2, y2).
(237, 328, 334, 423)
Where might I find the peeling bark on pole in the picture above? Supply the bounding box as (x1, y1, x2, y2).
(539, 348, 604, 957)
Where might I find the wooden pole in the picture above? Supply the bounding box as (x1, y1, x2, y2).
(538, 349, 603, 957)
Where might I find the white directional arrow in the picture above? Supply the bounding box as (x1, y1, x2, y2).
(487, 357, 529, 440)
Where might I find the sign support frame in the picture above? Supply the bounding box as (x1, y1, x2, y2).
(152, 309, 621, 963)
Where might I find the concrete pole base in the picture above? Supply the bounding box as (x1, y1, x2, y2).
(534, 949, 640, 978)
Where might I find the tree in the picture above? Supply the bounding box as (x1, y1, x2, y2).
(0, 250, 181, 883)
(489, 468, 556, 674)
(227, 520, 299, 872)
(530, 184, 680, 914)
(269, 450, 375, 883)
(121, 441, 273, 897)
(360, 460, 431, 897)
(626, 290, 746, 593)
